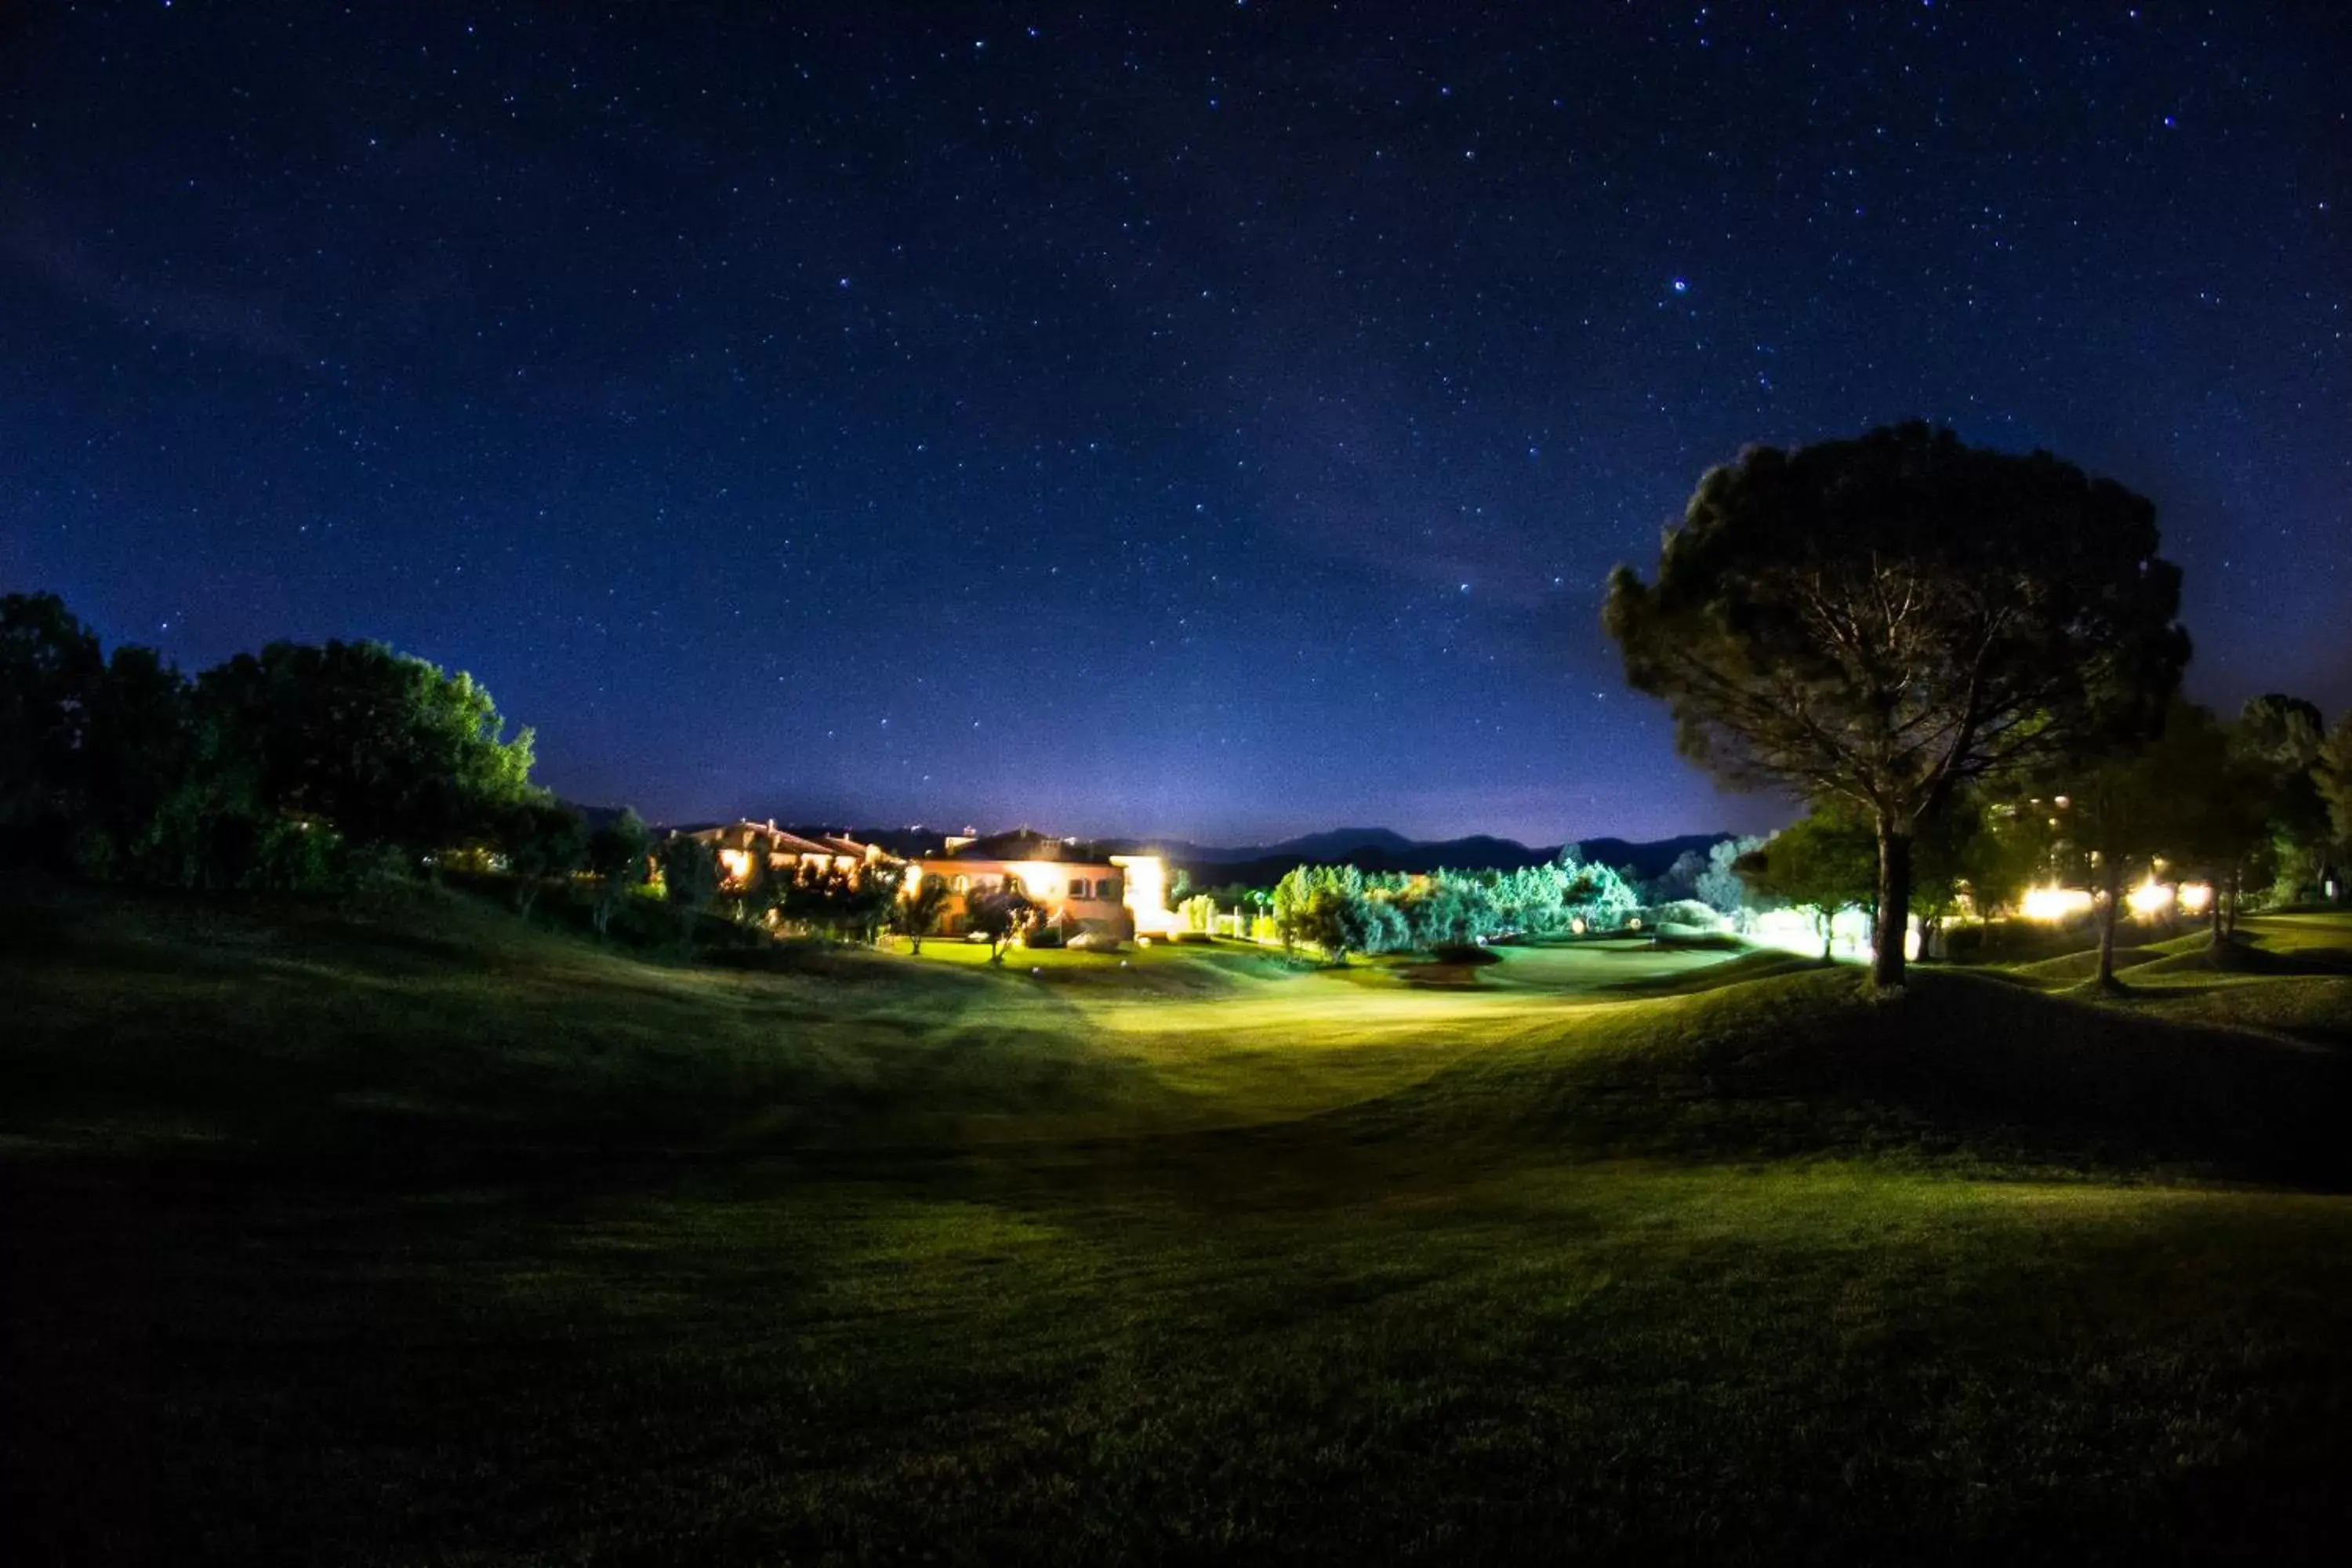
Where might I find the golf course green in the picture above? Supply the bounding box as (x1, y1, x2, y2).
(6, 884, 2350, 1563)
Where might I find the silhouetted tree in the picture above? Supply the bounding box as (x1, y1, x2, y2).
(76, 644, 196, 879)
(0, 591, 105, 855)
(891, 872, 951, 954)
(2322, 715, 2352, 864)
(2237, 695, 2333, 903)
(1605, 423, 2190, 987)
(586, 809, 653, 936)
(658, 833, 721, 943)
(498, 797, 589, 916)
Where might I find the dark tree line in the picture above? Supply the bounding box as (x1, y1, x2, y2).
(2, 591, 558, 891)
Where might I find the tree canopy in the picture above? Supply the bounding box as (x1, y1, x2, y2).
(201, 640, 539, 862)
(1604, 422, 2190, 986)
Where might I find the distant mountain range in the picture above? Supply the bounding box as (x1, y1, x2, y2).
(1099, 826, 1733, 885)
(626, 812, 1733, 886)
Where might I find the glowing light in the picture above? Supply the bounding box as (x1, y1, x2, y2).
(1750, 907, 1828, 954)
(2021, 886, 2094, 921)
(2125, 880, 2176, 920)
(717, 848, 753, 885)
(1111, 854, 1182, 937)
(2178, 882, 2213, 913)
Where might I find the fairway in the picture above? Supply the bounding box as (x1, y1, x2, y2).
(7, 887, 2352, 1563)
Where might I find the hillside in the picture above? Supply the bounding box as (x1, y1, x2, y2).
(6, 886, 2352, 1563)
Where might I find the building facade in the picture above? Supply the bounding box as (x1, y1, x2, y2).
(909, 829, 1178, 944)
(685, 820, 884, 891)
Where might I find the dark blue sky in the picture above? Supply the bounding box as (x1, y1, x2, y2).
(4, 2, 2347, 844)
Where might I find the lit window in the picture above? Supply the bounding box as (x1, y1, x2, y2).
(953, 875, 969, 893)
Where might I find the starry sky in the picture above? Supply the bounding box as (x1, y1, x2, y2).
(3, 2, 2347, 844)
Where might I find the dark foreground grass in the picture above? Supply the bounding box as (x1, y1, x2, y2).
(7, 885, 2352, 1564)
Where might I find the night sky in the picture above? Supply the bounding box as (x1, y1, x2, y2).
(4, 3, 2347, 844)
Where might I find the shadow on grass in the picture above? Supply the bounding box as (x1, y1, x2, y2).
(1364, 967, 2352, 1191)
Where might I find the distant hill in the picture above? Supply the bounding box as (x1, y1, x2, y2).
(1102, 827, 1737, 890)
(1571, 833, 1735, 884)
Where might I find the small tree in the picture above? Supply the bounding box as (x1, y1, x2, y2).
(1736, 809, 1880, 962)
(2238, 695, 2332, 903)
(2322, 715, 2352, 865)
(2060, 701, 2263, 982)
(658, 833, 721, 945)
(586, 809, 653, 937)
(499, 797, 589, 917)
(891, 872, 951, 954)
(964, 881, 1036, 963)
(1605, 423, 2190, 988)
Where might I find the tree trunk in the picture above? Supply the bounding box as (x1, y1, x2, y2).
(2095, 855, 2123, 988)
(2209, 872, 2225, 947)
(1871, 822, 1912, 989)
(1820, 912, 1834, 965)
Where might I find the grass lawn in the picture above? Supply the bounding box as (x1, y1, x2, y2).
(6, 885, 2352, 1563)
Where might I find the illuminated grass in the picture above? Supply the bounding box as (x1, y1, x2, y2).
(5, 887, 2352, 1562)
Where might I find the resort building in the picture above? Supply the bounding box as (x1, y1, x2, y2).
(910, 828, 1180, 944)
(685, 820, 887, 891)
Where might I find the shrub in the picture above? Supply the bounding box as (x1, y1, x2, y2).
(1640, 899, 1728, 933)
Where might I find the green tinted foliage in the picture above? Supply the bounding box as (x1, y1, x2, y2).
(199, 640, 539, 859)
(1737, 809, 1880, 917)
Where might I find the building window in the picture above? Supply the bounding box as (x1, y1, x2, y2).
(1068, 878, 1091, 899)
(953, 875, 969, 893)
(1098, 877, 1121, 902)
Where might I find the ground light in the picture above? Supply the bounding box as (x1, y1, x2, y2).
(2022, 887, 2096, 921)
(2126, 880, 2175, 920)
